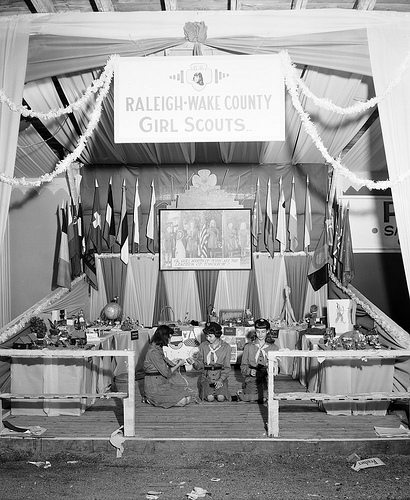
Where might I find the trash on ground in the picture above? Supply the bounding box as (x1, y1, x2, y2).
(346, 453, 361, 463)
(186, 486, 210, 499)
(374, 425, 410, 438)
(351, 457, 386, 472)
(109, 426, 125, 458)
(28, 461, 51, 469)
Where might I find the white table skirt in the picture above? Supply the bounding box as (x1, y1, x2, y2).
(10, 355, 112, 417)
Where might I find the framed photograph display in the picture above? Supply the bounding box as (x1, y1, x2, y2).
(159, 208, 252, 271)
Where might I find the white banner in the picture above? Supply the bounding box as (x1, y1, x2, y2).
(114, 55, 285, 143)
(341, 195, 400, 253)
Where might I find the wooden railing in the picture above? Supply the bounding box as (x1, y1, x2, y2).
(267, 349, 410, 438)
(0, 348, 136, 437)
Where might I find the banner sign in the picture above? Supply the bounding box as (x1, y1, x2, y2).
(114, 55, 285, 143)
(341, 196, 400, 253)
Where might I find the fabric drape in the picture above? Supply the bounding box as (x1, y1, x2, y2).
(196, 270, 219, 321)
(122, 255, 160, 327)
(163, 271, 201, 323)
(254, 254, 288, 320)
(284, 256, 310, 322)
(367, 24, 410, 306)
(213, 270, 249, 312)
(100, 257, 127, 304)
(0, 19, 30, 327)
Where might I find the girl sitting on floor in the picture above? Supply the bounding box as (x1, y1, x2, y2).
(187, 321, 232, 402)
(237, 318, 279, 403)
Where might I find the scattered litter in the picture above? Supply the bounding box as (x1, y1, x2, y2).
(28, 461, 51, 469)
(109, 426, 125, 458)
(351, 457, 386, 472)
(374, 425, 410, 438)
(346, 453, 361, 463)
(1, 422, 47, 436)
(210, 478, 220, 482)
(186, 487, 210, 499)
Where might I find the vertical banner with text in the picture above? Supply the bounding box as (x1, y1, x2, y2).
(114, 55, 285, 143)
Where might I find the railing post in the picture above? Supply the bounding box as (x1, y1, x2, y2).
(123, 351, 135, 437)
(267, 354, 279, 437)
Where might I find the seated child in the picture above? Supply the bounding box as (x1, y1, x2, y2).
(187, 321, 231, 402)
(237, 318, 279, 403)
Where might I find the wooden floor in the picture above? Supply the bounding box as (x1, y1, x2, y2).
(2, 367, 408, 447)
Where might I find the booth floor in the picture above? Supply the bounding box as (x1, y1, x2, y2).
(2, 367, 409, 457)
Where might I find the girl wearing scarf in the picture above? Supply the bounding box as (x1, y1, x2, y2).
(188, 322, 231, 402)
(237, 318, 279, 403)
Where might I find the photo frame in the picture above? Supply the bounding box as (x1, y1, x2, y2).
(159, 208, 252, 271)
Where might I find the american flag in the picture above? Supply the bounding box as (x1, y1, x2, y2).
(199, 224, 208, 257)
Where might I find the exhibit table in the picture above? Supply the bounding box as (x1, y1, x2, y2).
(10, 352, 113, 416)
(275, 327, 301, 376)
(300, 335, 395, 415)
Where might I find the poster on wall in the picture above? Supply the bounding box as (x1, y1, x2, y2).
(114, 54, 285, 143)
(159, 208, 252, 271)
(341, 195, 400, 253)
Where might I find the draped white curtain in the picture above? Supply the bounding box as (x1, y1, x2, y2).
(0, 222, 11, 328)
(367, 23, 410, 300)
(163, 271, 202, 323)
(254, 255, 288, 320)
(89, 256, 108, 320)
(0, 19, 29, 327)
(122, 255, 159, 327)
(213, 270, 250, 312)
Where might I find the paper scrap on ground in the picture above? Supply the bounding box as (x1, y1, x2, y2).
(1, 424, 46, 436)
(346, 452, 361, 463)
(351, 457, 386, 471)
(109, 426, 125, 458)
(28, 461, 51, 469)
(186, 487, 209, 499)
(374, 425, 410, 437)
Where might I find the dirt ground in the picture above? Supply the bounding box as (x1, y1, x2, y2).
(1, 449, 410, 500)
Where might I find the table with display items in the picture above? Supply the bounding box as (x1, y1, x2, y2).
(297, 334, 395, 415)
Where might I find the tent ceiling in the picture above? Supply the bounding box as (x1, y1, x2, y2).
(2, 0, 404, 185)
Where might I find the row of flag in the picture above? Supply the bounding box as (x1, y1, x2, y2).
(252, 175, 312, 257)
(307, 174, 355, 291)
(56, 178, 157, 290)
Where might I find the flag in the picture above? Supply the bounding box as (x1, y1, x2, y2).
(77, 197, 86, 256)
(67, 200, 82, 278)
(304, 175, 312, 250)
(103, 177, 116, 250)
(339, 204, 355, 286)
(288, 176, 298, 252)
(325, 170, 338, 250)
(88, 179, 102, 254)
(276, 177, 287, 254)
(307, 227, 329, 291)
(133, 178, 141, 252)
(199, 223, 209, 257)
(251, 178, 262, 249)
(264, 178, 275, 258)
(56, 204, 71, 290)
(332, 203, 343, 275)
(117, 178, 129, 265)
(83, 247, 98, 291)
(146, 180, 156, 254)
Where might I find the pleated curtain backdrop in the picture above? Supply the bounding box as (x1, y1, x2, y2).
(88, 253, 327, 327)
